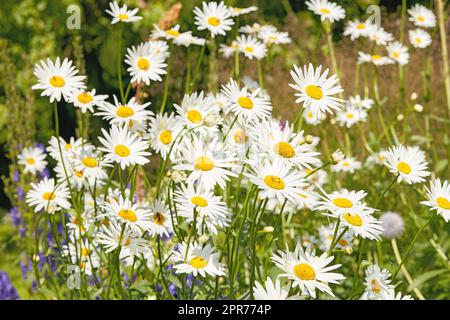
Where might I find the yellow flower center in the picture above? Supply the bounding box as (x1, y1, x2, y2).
(191, 196, 208, 207)
(371, 279, 382, 293)
(264, 175, 285, 190)
(82, 157, 97, 168)
(74, 170, 83, 178)
(346, 113, 354, 119)
(237, 96, 254, 109)
(42, 192, 56, 201)
(293, 263, 316, 280)
(190, 256, 207, 268)
(305, 85, 324, 100)
(137, 57, 150, 71)
(49, 76, 65, 88)
(165, 29, 180, 37)
(436, 197, 450, 210)
(233, 129, 247, 144)
(207, 17, 220, 27)
(26, 158, 35, 165)
(65, 143, 73, 150)
(77, 93, 93, 104)
(116, 105, 134, 118)
(356, 23, 366, 29)
(114, 145, 131, 157)
(153, 212, 165, 225)
(118, 13, 129, 21)
(244, 46, 254, 53)
(81, 248, 90, 257)
(194, 156, 215, 171)
(118, 209, 137, 222)
(273, 142, 295, 158)
(344, 212, 363, 226)
(159, 129, 172, 145)
(338, 239, 349, 246)
(320, 8, 330, 14)
(342, 161, 350, 167)
(392, 51, 400, 59)
(187, 109, 202, 123)
(416, 37, 422, 44)
(372, 54, 382, 60)
(418, 16, 425, 22)
(397, 161, 411, 174)
(332, 198, 353, 208)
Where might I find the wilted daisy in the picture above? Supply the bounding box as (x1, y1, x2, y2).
(331, 156, 362, 173)
(102, 196, 151, 232)
(172, 242, 225, 277)
(338, 208, 383, 240)
(357, 52, 394, 66)
(253, 277, 295, 300)
(236, 35, 267, 60)
(96, 96, 153, 128)
(124, 43, 167, 85)
(362, 265, 394, 300)
(246, 158, 308, 204)
(336, 106, 367, 128)
(18, 146, 47, 174)
(408, 4, 436, 28)
(68, 89, 108, 113)
(421, 179, 450, 222)
(173, 135, 237, 190)
(148, 113, 182, 160)
(409, 28, 432, 48)
(26, 177, 71, 213)
(305, 0, 345, 23)
(271, 243, 345, 298)
(255, 120, 321, 169)
(221, 79, 272, 122)
(105, 1, 142, 24)
(384, 145, 430, 184)
(229, 6, 257, 17)
(193, 1, 234, 38)
(380, 211, 405, 238)
(344, 19, 374, 40)
(387, 42, 410, 66)
(99, 125, 151, 169)
(32, 57, 85, 103)
(147, 200, 173, 237)
(290, 64, 344, 117)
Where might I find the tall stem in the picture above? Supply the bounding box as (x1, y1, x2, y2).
(436, 0, 450, 115)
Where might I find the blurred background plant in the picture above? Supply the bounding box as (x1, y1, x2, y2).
(0, 0, 449, 299)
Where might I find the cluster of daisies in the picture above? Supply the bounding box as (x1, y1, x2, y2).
(16, 0, 450, 300)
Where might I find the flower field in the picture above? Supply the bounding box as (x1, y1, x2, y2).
(0, 0, 449, 301)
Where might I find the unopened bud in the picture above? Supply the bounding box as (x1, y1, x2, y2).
(410, 92, 418, 100)
(344, 246, 353, 255)
(413, 104, 423, 112)
(32, 254, 40, 263)
(305, 135, 314, 144)
(262, 226, 274, 233)
(171, 170, 187, 183)
(397, 114, 404, 121)
(330, 149, 345, 165)
(198, 234, 209, 243)
(330, 118, 337, 125)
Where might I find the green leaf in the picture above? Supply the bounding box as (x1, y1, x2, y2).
(435, 159, 448, 173)
(408, 269, 449, 291)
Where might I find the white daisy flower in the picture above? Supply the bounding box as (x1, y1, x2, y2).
(253, 277, 297, 300)
(246, 158, 308, 204)
(236, 35, 267, 60)
(421, 179, 450, 222)
(221, 79, 272, 122)
(219, 41, 239, 58)
(290, 64, 344, 117)
(124, 43, 168, 85)
(172, 242, 225, 277)
(368, 26, 393, 45)
(338, 208, 383, 240)
(148, 112, 182, 160)
(147, 199, 173, 237)
(18, 146, 47, 174)
(26, 177, 71, 213)
(305, 0, 345, 23)
(96, 95, 153, 128)
(173, 135, 238, 190)
(383, 289, 414, 300)
(318, 223, 354, 252)
(357, 52, 394, 66)
(271, 243, 345, 298)
(348, 95, 374, 110)
(331, 156, 362, 173)
(366, 149, 389, 167)
(335, 105, 367, 128)
(229, 6, 257, 17)
(315, 189, 370, 217)
(67, 89, 108, 113)
(384, 145, 430, 184)
(239, 23, 268, 35)
(47, 136, 86, 163)
(193, 1, 234, 38)
(73, 148, 110, 184)
(409, 28, 432, 48)
(105, 1, 142, 24)
(32, 57, 86, 103)
(343, 20, 374, 40)
(303, 108, 327, 125)
(102, 196, 151, 233)
(258, 29, 291, 46)
(387, 41, 410, 66)
(99, 125, 151, 169)
(363, 265, 394, 300)
(62, 237, 100, 275)
(408, 4, 436, 28)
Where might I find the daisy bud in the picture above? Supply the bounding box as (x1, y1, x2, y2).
(330, 118, 337, 125)
(410, 92, 418, 100)
(396, 114, 404, 121)
(380, 211, 404, 239)
(32, 254, 40, 263)
(344, 246, 353, 255)
(166, 170, 173, 177)
(413, 104, 423, 112)
(305, 135, 314, 144)
(198, 234, 209, 243)
(330, 149, 345, 165)
(262, 226, 274, 233)
(171, 170, 187, 183)
(218, 277, 225, 284)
